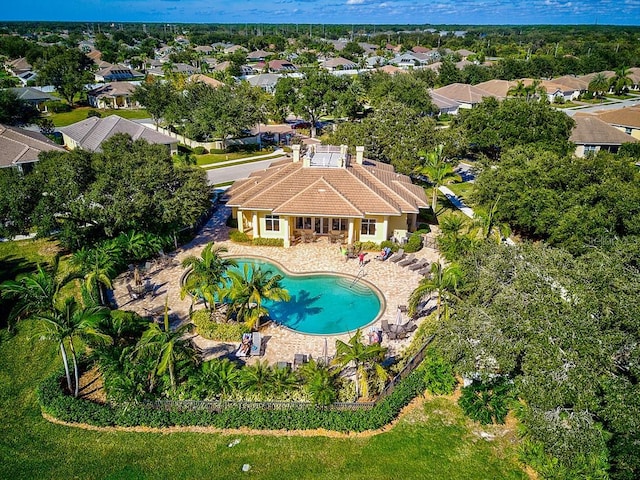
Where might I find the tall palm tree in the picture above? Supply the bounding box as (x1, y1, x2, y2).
(588, 72, 609, 98)
(135, 298, 195, 392)
(415, 145, 461, 214)
(71, 245, 119, 306)
(35, 298, 111, 397)
(0, 256, 79, 331)
(437, 215, 476, 261)
(299, 359, 338, 405)
(409, 262, 462, 321)
(333, 329, 388, 400)
(609, 66, 633, 96)
(472, 196, 511, 243)
(224, 264, 290, 330)
(507, 80, 527, 99)
(181, 242, 237, 311)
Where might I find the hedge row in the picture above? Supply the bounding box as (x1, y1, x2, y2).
(38, 367, 427, 432)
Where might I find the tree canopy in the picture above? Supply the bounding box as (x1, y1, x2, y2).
(36, 48, 94, 106)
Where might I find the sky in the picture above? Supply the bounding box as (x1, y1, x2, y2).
(2, 0, 639, 26)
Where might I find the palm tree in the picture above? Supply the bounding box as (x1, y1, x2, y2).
(588, 72, 609, 98)
(35, 298, 111, 397)
(0, 257, 79, 331)
(224, 264, 290, 330)
(609, 66, 633, 96)
(415, 145, 461, 214)
(240, 360, 273, 396)
(199, 358, 241, 398)
(507, 80, 527, 99)
(71, 245, 119, 306)
(135, 298, 196, 392)
(299, 359, 338, 405)
(181, 242, 237, 312)
(333, 329, 388, 400)
(408, 262, 462, 321)
(472, 197, 511, 243)
(437, 215, 476, 261)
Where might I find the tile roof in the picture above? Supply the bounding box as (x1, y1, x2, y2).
(0, 124, 65, 168)
(226, 155, 428, 218)
(570, 115, 639, 146)
(431, 83, 493, 104)
(8, 87, 56, 103)
(593, 105, 640, 129)
(59, 115, 176, 152)
(87, 82, 137, 98)
(187, 74, 225, 88)
(474, 79, 514, 98)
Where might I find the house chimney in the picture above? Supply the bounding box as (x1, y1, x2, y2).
(292, 144, 300, 163)
(356, 146, 364, 165)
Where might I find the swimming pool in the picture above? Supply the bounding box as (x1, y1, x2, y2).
(228, 257, 383, 335)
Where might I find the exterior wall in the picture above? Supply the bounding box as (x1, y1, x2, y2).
(61, 133, 81, 150)
(256, 211, 287, 240)
(388, 215, 409, 234)
(357, 215, 388, 244)
(611, 125, 640, 140)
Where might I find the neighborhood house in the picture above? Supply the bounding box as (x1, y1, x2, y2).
(226, 145, 428, 248)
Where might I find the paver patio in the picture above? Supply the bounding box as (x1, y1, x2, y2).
(112, 203, 440, 365)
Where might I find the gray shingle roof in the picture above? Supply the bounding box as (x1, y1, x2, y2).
(59, 115, 176, 152)
(0, 124, 65, 168)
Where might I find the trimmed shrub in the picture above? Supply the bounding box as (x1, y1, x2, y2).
(87, 109, 101, 118)
(421, 354, 457, 395)
(354, 241, 378, 252)
(38, 365, 428, 432)
(193, 146, 208, 155)
(404, 233, 423, 253)
(252, 238, 284, 247)
(380, 240, 399, 252)
(229, 230, 251, 243)
(44, 100, 71, 113)
(192, 310, 250, 341)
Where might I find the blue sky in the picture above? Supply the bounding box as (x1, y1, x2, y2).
(2, 0, 639, 26)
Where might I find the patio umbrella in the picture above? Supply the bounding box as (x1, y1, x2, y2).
(133, 266, 142, 287)
(396, 306, 406, 326)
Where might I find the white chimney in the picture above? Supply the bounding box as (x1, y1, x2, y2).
(292, 144, 301, 162)
(356, 146, 364, 165)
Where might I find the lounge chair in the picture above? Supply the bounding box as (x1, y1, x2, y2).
(408, 259, 430, 271)
(388, 248, 405, 262)
(250, 332, 262, 356)
(398, 254, 416, 267)
(417, 266, 432, 276)
(236, 333, 252, 357)
(381, 318, 391, 333)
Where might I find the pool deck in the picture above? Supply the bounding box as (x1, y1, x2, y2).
(112, 204, 440, 366)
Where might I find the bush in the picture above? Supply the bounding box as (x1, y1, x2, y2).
(193, 146, 208, 155)
(252, 238, 284, 247)
(354, 241, 378, 252)
(229, 230, 250, 243)
(421, 354, 457, 395)
(192, 310, 250, 341)
(87, 109, 101, 118)
(38, 364, 429, 432)
(416, 224, 431, 233)
(404, 233, 423, 253)
(44, 100, 71, 113)
(380, 240, 399, 252)
(458, 378, 513, 425)
(226, 216, 238, 228)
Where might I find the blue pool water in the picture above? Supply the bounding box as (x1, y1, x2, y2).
(229, 258, 382, 335)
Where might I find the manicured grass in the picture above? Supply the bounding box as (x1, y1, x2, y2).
(0, 237, 62, 284)
(0, 320, 526, 480)
(201, 154, 285, 170)
(48, 107, 150, 127)
(195, 149, 280, 166)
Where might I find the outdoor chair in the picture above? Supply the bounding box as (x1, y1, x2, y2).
(126, 284, 139, 301)
(250, 332, 262, 356)
(381, 318, 391, 334)
(417, 266, 432, 276)
(388, 248, 405, 262)
(293, 353, 308, 369)
(408, 259, 430, 271)
(398, 254, 416, 267)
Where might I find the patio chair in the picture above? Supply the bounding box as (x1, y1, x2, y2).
(398, 253, 416, 267)
(293, 353, 308, 369)
(381, 318, 391, 334)
(126, 284, 139, 301)
(417, 266, 432, 276)
(388, 248, 405, 262)
(408, 258, 430, 271)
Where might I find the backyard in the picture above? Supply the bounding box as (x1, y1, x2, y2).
(48, 107, 151, 127)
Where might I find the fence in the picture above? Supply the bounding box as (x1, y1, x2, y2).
(378, 335, 435, 400)
(146, 399, 375, 412)
(140, 123, 259, 151)
(144, 336, 435, 414)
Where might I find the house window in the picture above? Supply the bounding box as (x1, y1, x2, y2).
(584, 145, 597, 154)
(296, 217, 312, 230)
(361, 219, 376, 236)
(332, 218, 348, 231)
(625, 127, 632, 135)
(265, 215, 280, 231)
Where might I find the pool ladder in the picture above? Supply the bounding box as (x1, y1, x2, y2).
(350, 268, 366, 288)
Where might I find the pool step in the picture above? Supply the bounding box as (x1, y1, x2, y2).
(335, 277, 375, 297)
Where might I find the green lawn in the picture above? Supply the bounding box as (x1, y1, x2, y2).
(49, 107, 150, 127)
(446, 182, 476, 207)
(0, 237, 527, 480)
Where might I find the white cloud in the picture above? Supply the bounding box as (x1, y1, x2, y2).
(346, 0, 365, 4)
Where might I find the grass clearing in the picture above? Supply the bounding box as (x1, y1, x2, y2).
(48, 107, 150, 127)
(446, 182, 476, 207)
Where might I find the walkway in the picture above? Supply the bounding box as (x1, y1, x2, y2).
(111, 204, 440, 366)
(439, 185, 475, 218)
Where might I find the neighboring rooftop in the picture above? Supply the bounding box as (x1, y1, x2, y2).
(570, 114, 639, 146)
(59, 115, 177, 152)
(0, 124, 65, 168)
